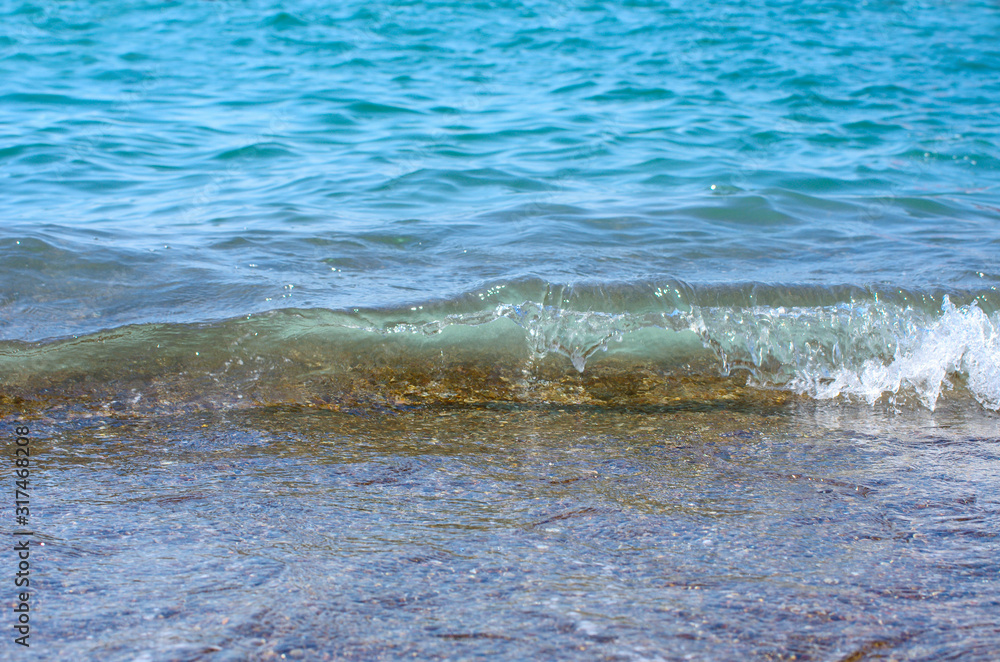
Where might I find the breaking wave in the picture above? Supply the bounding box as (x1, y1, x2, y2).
(2, 279, 998, 412)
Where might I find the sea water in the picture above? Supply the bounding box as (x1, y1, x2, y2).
(1, 0, 999, 659)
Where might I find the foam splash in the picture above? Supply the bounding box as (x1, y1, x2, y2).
(375, 301, 644, 373)
(375, 294, 1000, 410)
(791, 297, 1000, 410)
(498, 302, 636, 372)
(6, 282, 998, 412)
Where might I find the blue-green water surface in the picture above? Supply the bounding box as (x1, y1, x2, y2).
(3, 0, 1000, 408)
(2, 0, 999, 328)
(2, 3, 1000, 660)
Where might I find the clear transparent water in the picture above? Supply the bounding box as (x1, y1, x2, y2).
(3, 1, 1000, 659)
(32, 403, 1000, 660)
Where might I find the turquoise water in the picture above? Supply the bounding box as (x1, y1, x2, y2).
(3, 1, 1000, 659)
(2, 0, 1000, 408)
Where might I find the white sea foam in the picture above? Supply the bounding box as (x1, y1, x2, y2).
(789, 297, 1000, 410)
(498, 295, 1000, 410)
(351, 292, 1000, 410)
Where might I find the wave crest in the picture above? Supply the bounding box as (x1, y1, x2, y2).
(3, 282, 998, 412)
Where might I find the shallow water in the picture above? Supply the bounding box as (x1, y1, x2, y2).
(3, 0, 1000, 659)
(24, 401, 1000, 660)
(2, 0, 1000, 340)
(3, 0, 1000, 410)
